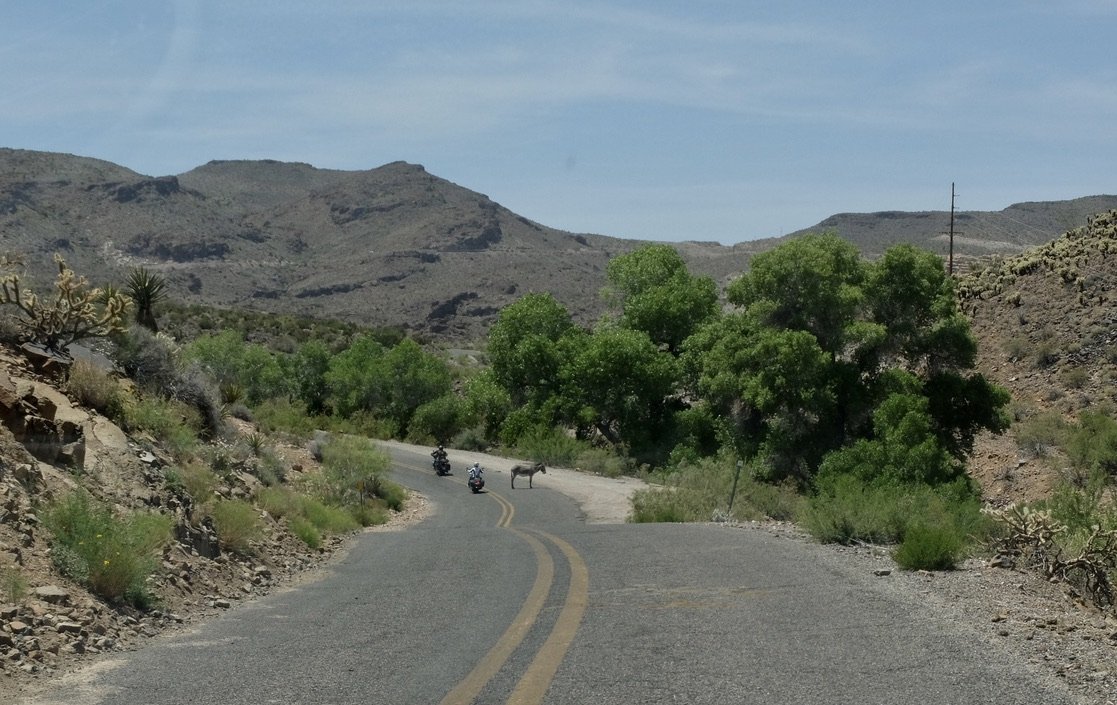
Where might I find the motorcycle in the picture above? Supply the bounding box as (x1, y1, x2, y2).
(467, 468, 485, 493)
(432, 456, 451, 476)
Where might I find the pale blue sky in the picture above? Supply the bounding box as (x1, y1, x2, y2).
(3, 1, 1115, 243)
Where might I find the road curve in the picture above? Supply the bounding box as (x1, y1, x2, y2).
(20, 443, 1081, 704)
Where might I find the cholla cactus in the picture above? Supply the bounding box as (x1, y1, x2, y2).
(988, 504, 1117, 608)
(0, 253, 131, 353)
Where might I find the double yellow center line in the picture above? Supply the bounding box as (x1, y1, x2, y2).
(440, 489, 589, 705)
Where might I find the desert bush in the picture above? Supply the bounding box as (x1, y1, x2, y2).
(629, 457, 805, 524)
(801, 474, 986, 549)
(252, 398, 317, 438)
(347, 501, 390, 527)
(1066, 410, 1117, 477)
(1013, 411, 1069, 458)
(256, 486, 299, 519)
(256, 486, 362, 533)
(113, 327, 223, 436)
(988, 501, 1117, 608)
(65, 359, 127, 419)
(43, 491, 173, 607)
(120, 395, 199, 459)
(209, 499, 262, 554)
(1060, 366, 1088, 390)
(450, 425, 489, 452)
(573, 447, 630, 478)
(253, 448, 287, 486)
(513, 427, 583, 467)
(1003, 337, 1031, 361)
(305, 497, 364, 531)
(317, 434, 405, 511)
(1033, 340, 1059, 368)
(289, 517, 321, 549)
(893, 522, 966, 570)
(179, 461, 219, 502)
(1, 561, 28, 603)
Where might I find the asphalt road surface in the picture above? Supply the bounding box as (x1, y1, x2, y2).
(23, 444, 1080, 704)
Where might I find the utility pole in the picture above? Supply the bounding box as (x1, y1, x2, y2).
(948, 182, 956, 276)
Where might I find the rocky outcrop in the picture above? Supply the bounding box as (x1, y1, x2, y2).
(0, 372, 84, 470)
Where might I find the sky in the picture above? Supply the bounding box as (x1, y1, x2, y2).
(3, 1, 1116, 244)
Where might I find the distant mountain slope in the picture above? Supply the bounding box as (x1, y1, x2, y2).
(779, 195, 1117, 266)
(1, 148, 1113, 341)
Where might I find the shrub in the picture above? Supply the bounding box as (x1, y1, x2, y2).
(627, 456, 801, 524)
(256, 486, 299, 519)
(209, 499, 262, 554)
(894, 523, 965, 570)
(120, 395, 199, 459)
(1066, 410, 1117, 476)
(289, 517, 321, 549)
(513, 427, 582, 467)
(319, 434, 394, 507)
(1013, 411, 1068, 458)
(43, 491, 173, 607)
(65, 359, 127, 419)
(1, 562, 28, 603)
(1058, 366, 1085, 388)
(299, 496, 361, 533)
(348, 501, 390, 527)
(801, 474, 986, 549)
(573, 447, 629, 478)
(179, 461, 219, 502)
(450, 425, 489, 452)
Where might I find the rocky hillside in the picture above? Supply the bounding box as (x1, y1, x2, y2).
(0, 345, 373, 692)
(959, 209, 1117, 502)
(3, 148, 1114, 342)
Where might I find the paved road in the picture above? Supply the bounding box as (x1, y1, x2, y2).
(24, 445, 1079, 704)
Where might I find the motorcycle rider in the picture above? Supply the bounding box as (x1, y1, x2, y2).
(468, 462, 483, 480)
(431, 444, 449, 475)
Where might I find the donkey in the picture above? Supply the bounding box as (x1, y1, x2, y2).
(510, 462, 547, 489)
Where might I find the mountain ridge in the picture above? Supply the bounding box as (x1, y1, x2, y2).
(2, 147, 1115, 341)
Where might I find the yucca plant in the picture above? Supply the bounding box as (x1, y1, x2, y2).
(126, 266, 169, 332)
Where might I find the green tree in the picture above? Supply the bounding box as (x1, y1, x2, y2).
(379, 338, 452, 434)
(463, 370, 513, 441)
(324, 334, 389, 418)
(687, 234, 1008, 485)
(486, 293, 575, 407)
(605, 244, 719, 354)
(410, 393, 466, 443)
(559, 324, 679, 451)
(292, 339, 332, 415)
(183, 331, 289, 405)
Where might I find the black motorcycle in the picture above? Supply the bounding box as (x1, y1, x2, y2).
(433, 456, 451, 476)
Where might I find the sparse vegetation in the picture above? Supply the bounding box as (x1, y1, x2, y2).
(208, 499, 263, 554)
(1, 561, 29, 604)
(42, 491, 173, 607)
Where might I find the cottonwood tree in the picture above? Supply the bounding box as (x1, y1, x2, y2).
(605, 244, 719, 355)
(684, 233, 1008, 485)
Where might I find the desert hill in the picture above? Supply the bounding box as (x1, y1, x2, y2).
(2, 147, 1115, 342)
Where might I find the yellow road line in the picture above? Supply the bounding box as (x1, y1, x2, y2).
(393, 453, 588, 704)
(488, 489, 516, 527)
(438, 528, 553, 705)
(505, 531, 590, 705)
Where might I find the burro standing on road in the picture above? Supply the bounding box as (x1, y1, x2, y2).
(510, 462, 546, 488)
